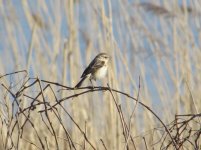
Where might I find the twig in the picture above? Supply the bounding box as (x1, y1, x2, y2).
(143, 137, 148, 150)
(107, 84, 129, 149)
(100, 139, 107, 150)
(124, 76, 141, 149)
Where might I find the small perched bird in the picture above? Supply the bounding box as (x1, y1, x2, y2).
(75, 53, 110, 88)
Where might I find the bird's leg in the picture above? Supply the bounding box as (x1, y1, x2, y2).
(90, 79, 94, 89)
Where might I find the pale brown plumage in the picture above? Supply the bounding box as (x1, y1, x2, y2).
(75, 53, 110, 88)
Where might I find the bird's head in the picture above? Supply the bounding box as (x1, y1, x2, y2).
(96, 53, 111, 63)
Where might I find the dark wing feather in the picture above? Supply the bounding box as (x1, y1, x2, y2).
(81, 59, 105, 78)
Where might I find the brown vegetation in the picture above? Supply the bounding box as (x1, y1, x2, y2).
(0, 0, 200, 149)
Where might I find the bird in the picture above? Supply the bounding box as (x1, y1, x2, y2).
(75, 53, 110, 88)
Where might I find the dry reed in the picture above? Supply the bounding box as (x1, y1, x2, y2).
(0, 0, 200, 149)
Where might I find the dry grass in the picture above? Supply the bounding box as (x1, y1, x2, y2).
(0, 0, 201, 149)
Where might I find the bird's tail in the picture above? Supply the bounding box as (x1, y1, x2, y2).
(75, 76, 87, 88)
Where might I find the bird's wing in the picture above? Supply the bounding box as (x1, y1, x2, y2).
(81, 60, 105, 78)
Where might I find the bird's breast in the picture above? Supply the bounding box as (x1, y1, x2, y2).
(94, 65, 108, 79)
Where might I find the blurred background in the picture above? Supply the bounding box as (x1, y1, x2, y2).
(0, 0, 200, 149)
